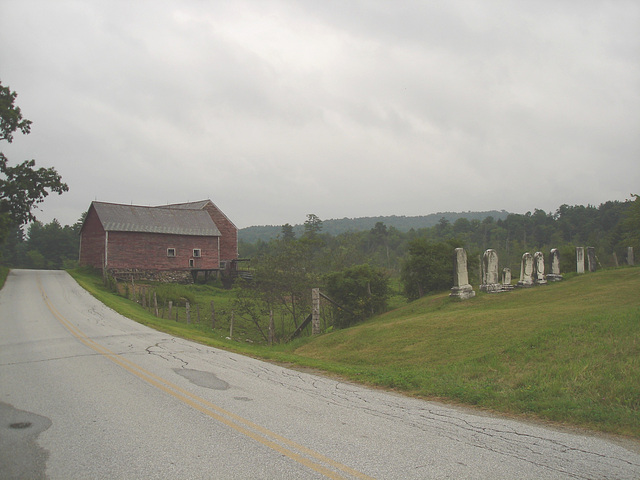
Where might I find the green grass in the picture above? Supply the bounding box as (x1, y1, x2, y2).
(293, 267, 640, 437)
(70, 269, 256, 345)
(68, 267, 640, 438)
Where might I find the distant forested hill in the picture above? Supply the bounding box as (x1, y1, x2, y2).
(239, 210, 510, 243)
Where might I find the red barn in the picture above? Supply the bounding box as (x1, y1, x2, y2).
(79, 200, 238, 283)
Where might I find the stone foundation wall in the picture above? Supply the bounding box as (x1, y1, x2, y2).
(109, 268, 194, 284)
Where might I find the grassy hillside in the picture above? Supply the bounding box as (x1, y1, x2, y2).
(68, 267, 640, 438)
(293, 268, 640, 437)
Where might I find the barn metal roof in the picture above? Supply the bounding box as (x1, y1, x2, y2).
(162, 200, 211, 210)
(91, 202, 221, 236)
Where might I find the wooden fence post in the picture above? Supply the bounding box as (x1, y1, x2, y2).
(269, 310, 274, 346)
(168, 300, 173, 320)
(186, 301, 191, 324)
(196, 304, 200, 324)
(229, 311, 234, 339)
(153, 292, 159, 317)
(312, 288, 320, 335)
(210, 300, 215, 329)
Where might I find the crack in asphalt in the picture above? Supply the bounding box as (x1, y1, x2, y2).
(239, 362, 639, 478)
(145, 338, 189, 368)
(1, 352, 109, 366)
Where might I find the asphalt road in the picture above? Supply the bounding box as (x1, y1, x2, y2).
(1, 269, 639, 479)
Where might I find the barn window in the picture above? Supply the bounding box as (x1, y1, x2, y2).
(167, 248, 176, 257)
(219, 261, 226, 270)
(189, 259, 195, 268)
(193, 248, 201, 257)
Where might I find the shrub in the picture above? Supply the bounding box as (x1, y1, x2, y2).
(324, 264, 390, 328)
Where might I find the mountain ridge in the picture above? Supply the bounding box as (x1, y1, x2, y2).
(239, 210, 510, 243)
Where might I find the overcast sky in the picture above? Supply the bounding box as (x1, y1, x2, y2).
(1, 1, 639, 229)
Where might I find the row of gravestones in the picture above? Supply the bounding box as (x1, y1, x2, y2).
(450, 246, 635, 300)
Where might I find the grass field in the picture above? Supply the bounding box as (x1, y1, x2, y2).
(67, 266, 639, 437)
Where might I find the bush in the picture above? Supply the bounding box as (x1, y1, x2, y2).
(400, 239, 457, 300)
(153, 283, 196, 306)
(324, 264, 390, 328)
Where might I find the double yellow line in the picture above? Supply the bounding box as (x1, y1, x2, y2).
(38, 277, 374, 480)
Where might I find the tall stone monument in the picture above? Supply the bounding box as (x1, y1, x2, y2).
(517, 252, 534, 287)
(547, 248, 563, 281)
(587, 246, 597, 272)
(576, 247, 585, 274)
(628, 247, 635, 266)
(533, 251, 547, 285)
(480, 249, 502, 293)
(450, 248, 476, 300)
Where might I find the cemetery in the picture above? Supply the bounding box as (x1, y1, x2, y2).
(451, 245, 634, 299)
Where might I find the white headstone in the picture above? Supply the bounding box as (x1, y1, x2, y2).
(502, 267, 511, 285)
(576, 247, 585, 274)
(533, 251, 547, 285)
(480, 249, 502, 292)
(450, 248, 476, 300)
(517, 252, 534, 287)
(547, 248, 563, 281)
(502, 267, 514, 290)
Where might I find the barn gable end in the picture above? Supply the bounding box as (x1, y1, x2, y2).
(162, 200, 238, 266)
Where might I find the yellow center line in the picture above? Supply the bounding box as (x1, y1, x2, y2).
(37, 276, 375, 480)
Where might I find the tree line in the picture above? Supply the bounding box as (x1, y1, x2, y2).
(238, 196, 639, 330)
(238, 210, 510, 244)
(241, 197, 639, 278)
(0, 216, 82, 269)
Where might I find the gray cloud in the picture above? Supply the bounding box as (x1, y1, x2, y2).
(1, 0, 638, 228)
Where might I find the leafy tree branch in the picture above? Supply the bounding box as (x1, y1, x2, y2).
(0, 81, 68, 245)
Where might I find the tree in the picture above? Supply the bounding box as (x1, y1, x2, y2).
(24, 219, 79, 269)
(400, 239, 456, 300)
(0, 84, 31, 142)
(302, 213, 323, 240)
(243, 237, 317, 331)
(232, 281, 271, 342)
(434, 217, 452, 239)
(0, 224, 25, 266)
(0, 82, 68, 245)
(620, 194, 640, 257)
(453, 217, 471, 237)
(324, 264, 389, 328)
(281, 223, 295, 242)
(368, 222, 391, 268)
